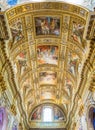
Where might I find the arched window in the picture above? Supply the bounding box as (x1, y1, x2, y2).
(31, 104, 65, 122)
(42, 106, 53, 122)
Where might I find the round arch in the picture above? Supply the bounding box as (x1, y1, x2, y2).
(87, 106, 95, 130)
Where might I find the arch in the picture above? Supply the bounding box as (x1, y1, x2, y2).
(88, 106, 95, 130)
(30, 103, 65, 122)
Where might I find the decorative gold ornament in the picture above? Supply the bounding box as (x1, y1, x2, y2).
(10, 104, 17, 115)
(79, 104, 84, 116)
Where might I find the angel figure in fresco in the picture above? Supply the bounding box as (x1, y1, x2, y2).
(10, 19, 24, 44)
(16, 52, 27, 75)
(31, 107, 42, 120)
(11, 28, 23, 43)
(68, 52, 79, 75)
(50, 18, 60, 35)
(54, 108, 64, 121)
(50, 19, 56, 33)
(54, 108, 60, 120)
(71, 21, 84, 44)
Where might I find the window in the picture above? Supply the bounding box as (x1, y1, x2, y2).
(43, 107, 53, 122)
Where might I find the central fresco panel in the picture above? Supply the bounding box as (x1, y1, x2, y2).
(39, 71, 57, 85)
(37, 45, 58, 65)
(40, 89, 56, 100)
(35, 16, 60, 36)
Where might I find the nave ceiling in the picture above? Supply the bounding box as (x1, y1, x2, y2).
(0, 1, 95, 129)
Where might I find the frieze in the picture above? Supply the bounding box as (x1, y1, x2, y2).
(5, 2, 89, 20)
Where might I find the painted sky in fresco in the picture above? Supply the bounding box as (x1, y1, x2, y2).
(0, 0, 95, 11)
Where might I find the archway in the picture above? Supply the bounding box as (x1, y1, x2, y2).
(88, 107, 95, 130)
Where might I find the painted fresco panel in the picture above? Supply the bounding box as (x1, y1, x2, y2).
(71, 21, 84, 44)
(54, 107, 64, 121)
(35, 16, 60, 36)
(68, 52, 79, 75)
(16, 52, 28, 75)
(39, 71, 57, 85)
(37, 45, 58, 65)
(31, 106, 42, 120)
(41, 89, 55, 100)
(10, 18, 24, 44)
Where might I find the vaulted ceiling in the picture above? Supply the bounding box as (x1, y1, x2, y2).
(1, 1, 93, 129)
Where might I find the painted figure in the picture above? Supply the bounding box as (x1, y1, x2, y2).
(54, 108, 64, 121)
(31, 107, 42, 120)
(68, 52, 79, 75)
(10, 19, 24, 44)
(16, 52, 28, 75)
(71, 21, 84, 44)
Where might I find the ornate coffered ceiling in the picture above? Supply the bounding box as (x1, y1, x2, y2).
(0, 1, 93, 128)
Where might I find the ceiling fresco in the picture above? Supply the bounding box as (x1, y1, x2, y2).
(2, 1, 91, 128)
